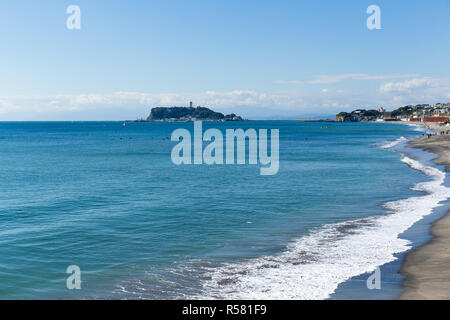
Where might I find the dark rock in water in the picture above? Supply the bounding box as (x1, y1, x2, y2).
(224, 113, 242, 121)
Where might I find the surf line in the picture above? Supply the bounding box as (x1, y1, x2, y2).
(171, 121, 279, 175)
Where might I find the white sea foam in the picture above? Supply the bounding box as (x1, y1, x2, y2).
(380, 136, 407, 149)
(199, 155, 450, 300)
(406, 123, 434, 134)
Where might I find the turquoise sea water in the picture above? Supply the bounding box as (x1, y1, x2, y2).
(0, 121, 446, 299)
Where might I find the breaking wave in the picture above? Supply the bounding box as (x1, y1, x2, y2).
(197, 155, 450, 299)
(379, 136, 407, 149)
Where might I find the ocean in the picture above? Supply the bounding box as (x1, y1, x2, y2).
(0, 121, 448, 299)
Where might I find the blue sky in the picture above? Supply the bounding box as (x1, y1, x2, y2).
(0, 0, 450, 120)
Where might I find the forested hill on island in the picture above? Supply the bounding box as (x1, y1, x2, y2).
(128, 105, 245, 122)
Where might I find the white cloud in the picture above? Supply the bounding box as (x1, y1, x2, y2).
(380, 77, 434, 93)
(0, 90, 301, 115)
(276, 73, 418, 85)
(1, 77, 450, 120)
(378, 77, 450, 103)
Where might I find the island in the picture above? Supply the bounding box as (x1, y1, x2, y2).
(336, 109, 383, 122)
(127, 102, 245, 122)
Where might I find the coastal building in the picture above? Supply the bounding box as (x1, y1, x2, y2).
(424, 116, 448, 122)
(336, 104, 450, 123)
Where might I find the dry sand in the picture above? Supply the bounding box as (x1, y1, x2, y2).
(400, 122, 450, 299)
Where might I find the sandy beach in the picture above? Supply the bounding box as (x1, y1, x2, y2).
(400, 122, 450, 299)
(409, 135, 450, 171)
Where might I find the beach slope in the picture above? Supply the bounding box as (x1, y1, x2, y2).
(400, 133, 450, 299)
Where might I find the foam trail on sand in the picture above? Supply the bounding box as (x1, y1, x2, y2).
(198, 155, 450, 300)
(380, 136, 407, 149)
(406, 123, 434, 134)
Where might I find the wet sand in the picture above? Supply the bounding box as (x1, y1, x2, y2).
(400, 122, 450, 299)
(409, 135, 450, 171)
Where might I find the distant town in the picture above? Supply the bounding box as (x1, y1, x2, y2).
(336, 103, 450, 123)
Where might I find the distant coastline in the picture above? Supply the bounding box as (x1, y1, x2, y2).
(336, 103, 450, 123)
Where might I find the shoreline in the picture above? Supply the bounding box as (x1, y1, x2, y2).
(399, 121, 450, 299)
